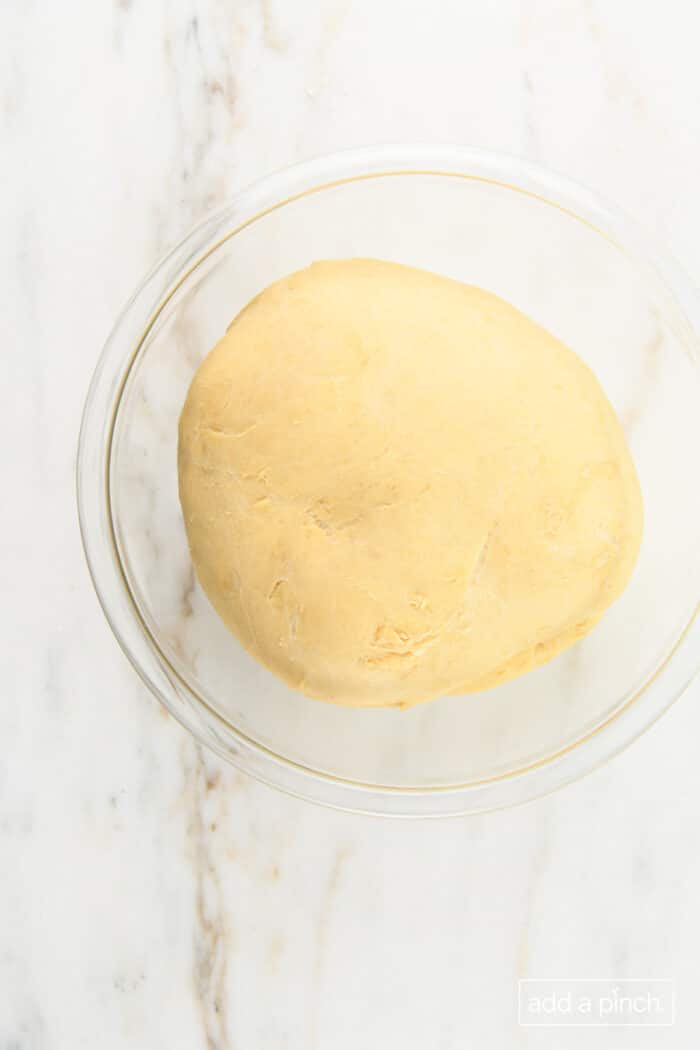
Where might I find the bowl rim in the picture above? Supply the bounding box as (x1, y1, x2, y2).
(77, 143, 700, 817)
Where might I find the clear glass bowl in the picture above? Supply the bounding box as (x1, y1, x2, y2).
(77, 146, 700, 816)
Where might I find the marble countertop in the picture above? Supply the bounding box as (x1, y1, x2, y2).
(2, 2, 699, 1047)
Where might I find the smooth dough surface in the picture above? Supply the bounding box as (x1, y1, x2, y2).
(178, 259, 643, 707)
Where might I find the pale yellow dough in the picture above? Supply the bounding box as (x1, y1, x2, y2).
(178, 259, 643, 707)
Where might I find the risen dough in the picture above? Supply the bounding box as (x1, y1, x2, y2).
(178, 259, 643, 707)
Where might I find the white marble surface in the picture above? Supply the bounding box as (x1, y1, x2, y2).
(2, 1, 700, 1046)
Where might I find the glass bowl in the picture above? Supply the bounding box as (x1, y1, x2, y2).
(77, 145, 700, 816)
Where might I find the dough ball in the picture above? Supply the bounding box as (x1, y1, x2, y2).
(178, 259, 643, 707)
